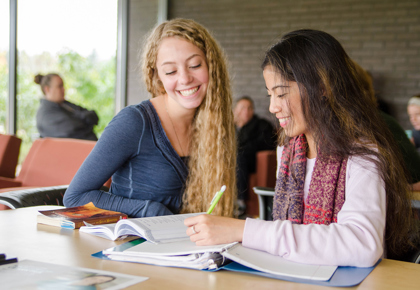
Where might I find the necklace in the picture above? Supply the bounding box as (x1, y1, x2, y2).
(164, 99, 186, 157)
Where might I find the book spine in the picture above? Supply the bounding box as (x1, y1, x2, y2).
(72, 215, 127, 229)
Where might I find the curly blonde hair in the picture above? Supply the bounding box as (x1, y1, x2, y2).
(141, 18, 236, 217)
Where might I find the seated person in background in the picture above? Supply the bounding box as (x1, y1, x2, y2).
(407, 95, 420, 151)
(63, 19, 236, 218)
(185, 29, 419, 267)
(354, 63, 420, 191)
(35, 73, 98, 141)
(234, 96, 276, 215)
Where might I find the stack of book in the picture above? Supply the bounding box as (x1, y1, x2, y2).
(80, 213, 338, 281)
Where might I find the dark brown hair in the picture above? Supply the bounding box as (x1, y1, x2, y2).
(262, 29, 419, 258)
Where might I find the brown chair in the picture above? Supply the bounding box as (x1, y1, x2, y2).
(0, 138, 111, 210)
(0, 134, 22, 178)
(245, 150, 277, 217)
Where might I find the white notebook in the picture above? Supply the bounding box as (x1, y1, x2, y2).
(223, 244, 337, 281)
(102, 239, 337, 281)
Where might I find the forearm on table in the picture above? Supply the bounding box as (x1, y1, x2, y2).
(242, 217, 383, 267)
(63, 189, 173, 217)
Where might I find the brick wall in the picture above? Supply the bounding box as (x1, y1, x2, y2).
(127, 0, 420, 129)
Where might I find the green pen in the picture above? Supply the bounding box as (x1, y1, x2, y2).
(207, 185, 226, 214)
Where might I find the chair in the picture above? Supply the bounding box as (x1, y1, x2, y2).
(245, 150, 277, 217)
(0, 138, 111, 210)
(0, 134, 22, 178)
(0, 185, 67, 209)
(392, 245, 420, 264)
(0, 185, 109, 209)
(411, 250, 420, 264)
(253, 186, 275, 220)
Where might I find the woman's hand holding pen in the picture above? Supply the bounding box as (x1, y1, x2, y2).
(184, 215, 245, 246)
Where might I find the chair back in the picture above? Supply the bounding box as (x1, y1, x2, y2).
(16, 138, 103, 187)
(253, 186, 275, 220)
(246, 150, 277, 216)
(0, 134, 22, 178)
(0, 185, 67, 209)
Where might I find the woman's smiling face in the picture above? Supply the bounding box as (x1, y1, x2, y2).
(264, 65, 310, 140)
(156, 37, 209, 110)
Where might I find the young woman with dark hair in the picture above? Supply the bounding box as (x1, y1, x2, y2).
(185, 29, 419, 267)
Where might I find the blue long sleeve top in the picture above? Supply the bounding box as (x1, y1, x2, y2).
(63, 100, 189, 217)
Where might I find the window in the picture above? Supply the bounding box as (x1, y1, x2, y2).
(16, 0, 118, 162)
(0, 1, 10, 134)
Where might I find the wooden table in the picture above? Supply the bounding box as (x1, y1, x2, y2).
(1, 206, 420, 289)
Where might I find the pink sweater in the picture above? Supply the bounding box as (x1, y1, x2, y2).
(242, 146, 386, 267)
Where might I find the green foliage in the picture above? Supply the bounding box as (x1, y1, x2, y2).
(0, 52, 7, 131)
(57, 50, 115, 134)
(16, 62, 40, 162)
(0, 49, 116, 164)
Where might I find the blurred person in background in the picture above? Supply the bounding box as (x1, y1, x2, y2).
(354, 63, 420, 191)
(407, 95, 420, 152)
(234, 96, 276, 216)
(35, 73, 98, 141)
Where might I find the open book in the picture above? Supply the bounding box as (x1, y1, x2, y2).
(99, 239, 337, 281)
(79, 213, 202, 243)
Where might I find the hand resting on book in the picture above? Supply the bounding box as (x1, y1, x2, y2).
(184, 214, 245, 246)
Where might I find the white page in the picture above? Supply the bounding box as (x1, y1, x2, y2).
(116, 212, 203, 243)
(103, 239, 237, 256)
(80, 212, 203, 242)
(222, 244, 337, 281)
(106, 252, 220, 270)
(80, 223, 119, 240)
(122, 213, 201, 230)
(116, 213, 202, 241)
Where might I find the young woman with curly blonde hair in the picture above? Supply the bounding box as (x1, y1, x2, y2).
(64, 18, 236, 217)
